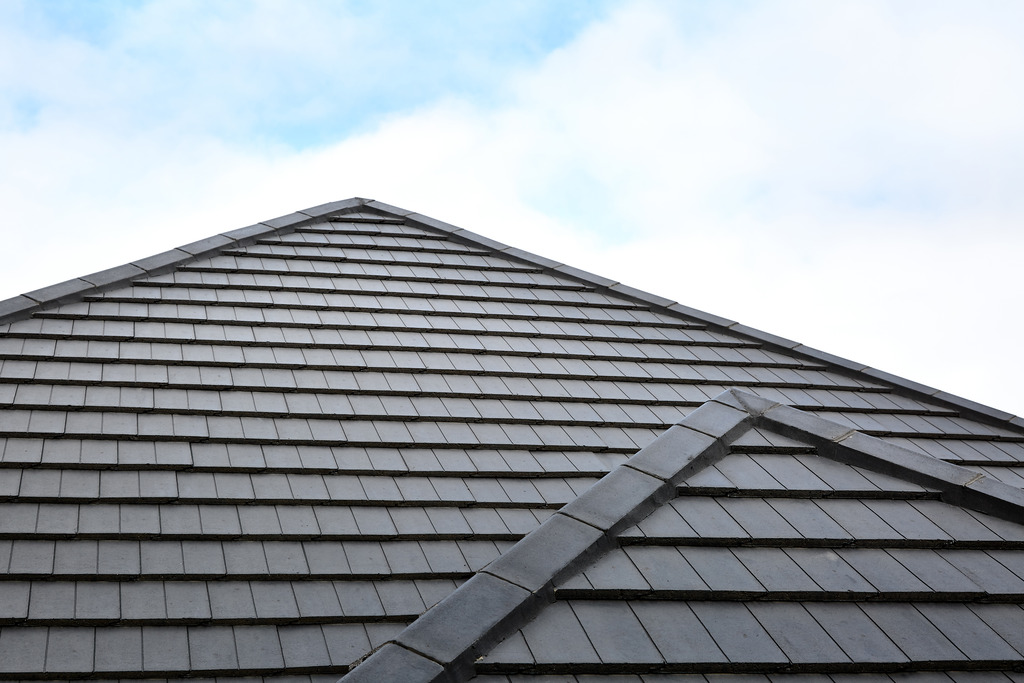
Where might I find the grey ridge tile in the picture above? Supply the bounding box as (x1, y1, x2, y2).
(559, 465, 671, 532)
(483, 513, 606, 592)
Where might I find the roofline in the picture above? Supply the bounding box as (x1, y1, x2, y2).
(339, 388, 1024, 682)
(361, 201, 1023, 433)
(1, 196, 1019, 433)
(0, 197, 377, 325)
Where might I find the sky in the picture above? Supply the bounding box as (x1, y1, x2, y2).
(2, 0, 1023, 417)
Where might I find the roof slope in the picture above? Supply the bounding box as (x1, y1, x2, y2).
(0, 199, 1020, 681)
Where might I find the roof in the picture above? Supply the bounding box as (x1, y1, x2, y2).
(0, 198, 1021, 682)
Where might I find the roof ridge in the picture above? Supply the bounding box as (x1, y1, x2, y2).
(1, 196, 1019, 434)
(0, 197, 374, 325)
(338, 389, 1024, 682)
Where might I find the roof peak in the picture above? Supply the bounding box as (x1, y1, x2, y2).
(1, 197, 1019, 434)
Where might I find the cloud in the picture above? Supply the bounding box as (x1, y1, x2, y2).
(1, 0, 1022, 414)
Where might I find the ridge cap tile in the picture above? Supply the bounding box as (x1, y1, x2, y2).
(2, 194, 1019, 440)
(666, 302, 737, 328)
(362, 199, 419, 217)
(298, 197, 370, 218)
(260, 211, 315, 230)
(743, 390, 1024, 524)
(607, 282, 677, 309)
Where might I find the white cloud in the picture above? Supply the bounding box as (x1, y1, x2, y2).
(1, 0, 1022, 415)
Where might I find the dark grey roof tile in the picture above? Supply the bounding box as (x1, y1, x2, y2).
(29, 581, 75, 620)
(121, 581, 167, 622)
(0, 580, 30, 619)
(766, 499, 852, 542)
(279, 624, 333, 669)
(668, 497, 747, 539)
(860, 603, 965, 661)
(165, 582, 211, 620)
(717, 498, 802, 541)
(517, 601, 600, 665)
(748, 602, 849, 663)
(231, 625, 285, 670)
(0, 626, 47, 674)
(188, 625, 239, 671)
(813, 500, 902, 541)
(573, 548, 650, 592)
(783, 549, 875, 593)
(938, 550, 1024, 594)
(93, 626, 142, 672)
(142, 625, 189, 671)
(572, 600, 664, 664)
(339, 642, 443, 683)
(293, 580, 343, 619)
(623, 546, 705, 592)
(917, 603, 1020, 660)
(803, 602, 907, 663)
(207, 581, 256, 620)
(676, 547, 765, 594)
(731, 547, 819, 594)
(689, 601, 787, 663)
(836, 548, 931, 594)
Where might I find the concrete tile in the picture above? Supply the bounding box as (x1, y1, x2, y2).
(571, 600, 663, 664)
(95, 626, 141, 672)
(916, 603, 1020, 660)
(484, 513, 606, 592)
(142, 625, 189, 671)
(576, 549, 650, 592)
(837, 548, 930, 594)
(233, 624, 285, 669)
(624, 546, 706, 592)
(187, 624, 238, 670)
(804, 602, 907, 663)
(859, 603, 964, 661)
(559, 465, 670, 532)
(292, 580, 342, 618)
(689, 602, 787, 663)
(279, 624, 331, 668)
(747, 602, 849, 663)
(121, 581, 167, 620)
(631, 600, 726, 663)
(165, 581, 211, 620)
(322, 623, 373, 667)
(0, 626, 48, 673)
(519, 601, 600, 665)
(28, 581, 75, 619)
(783, 549, 874, 594)
(680, 547, 764, 594)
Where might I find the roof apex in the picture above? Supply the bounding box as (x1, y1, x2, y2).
(1, 197, 1019, 433)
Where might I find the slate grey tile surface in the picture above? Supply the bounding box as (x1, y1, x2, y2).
(2, 206, 1023, 680)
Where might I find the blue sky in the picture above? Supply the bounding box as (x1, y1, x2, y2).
(2, 0, 1023, 416)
